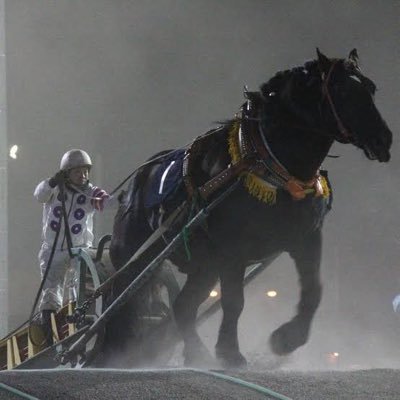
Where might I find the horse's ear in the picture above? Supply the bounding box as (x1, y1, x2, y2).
(348, 48, 359, 68)
(316, 48, 331, 74)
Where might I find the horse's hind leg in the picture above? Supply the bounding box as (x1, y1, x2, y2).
(215, 265, 247, 368)
(270, 230, 323, 355)
(173, 267, 218, 366)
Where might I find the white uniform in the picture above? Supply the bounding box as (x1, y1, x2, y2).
(34, 179, 114, 311)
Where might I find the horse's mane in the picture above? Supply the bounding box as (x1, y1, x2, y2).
(259, 59, 338, 127)
(215, 61, 323, 129)
(260, 60, 321, 98)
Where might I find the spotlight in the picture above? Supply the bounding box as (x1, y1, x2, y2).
(327, 351, 340, 364)
(266, 290, 277, 298)
(9, 145, 18, 159)
(209, 290, 218, 298)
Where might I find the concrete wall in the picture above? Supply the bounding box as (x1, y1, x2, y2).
(3, 0, 400, 367)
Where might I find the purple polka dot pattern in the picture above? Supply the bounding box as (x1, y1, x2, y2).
(53, 206, 62, 218)
(50, 220, 60, 232)
(77, 194, 86, 205)
(57, 193, 68, 201)
(71, 224, 82, 235)
(74, 208, 85, 220)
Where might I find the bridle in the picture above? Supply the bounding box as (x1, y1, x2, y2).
(320, 61, 353, 144)
(251, 63, 356, 144)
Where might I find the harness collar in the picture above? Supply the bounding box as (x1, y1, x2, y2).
(182, 99, 330, 203)
(235, 101, 328, 201)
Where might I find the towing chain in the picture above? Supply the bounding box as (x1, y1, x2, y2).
(66, 293, 102, 325)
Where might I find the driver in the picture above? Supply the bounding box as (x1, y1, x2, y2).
(33, 149, 115, 342)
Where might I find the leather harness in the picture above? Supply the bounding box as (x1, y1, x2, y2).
(183, 93, 324, 202)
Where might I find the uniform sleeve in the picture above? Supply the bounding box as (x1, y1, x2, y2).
(34, 179, 56, 203)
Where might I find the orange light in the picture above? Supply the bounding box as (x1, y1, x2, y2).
(327, 351, 340, 364)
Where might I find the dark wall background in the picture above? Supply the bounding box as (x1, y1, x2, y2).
(4, 1, 399, 368)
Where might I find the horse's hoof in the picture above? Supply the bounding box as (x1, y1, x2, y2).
(216, 349, 248, 369)
(269, 320, 309, 356)
(269, 329, 291, 355)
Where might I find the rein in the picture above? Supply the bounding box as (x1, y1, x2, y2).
(70, 144, 194, 202)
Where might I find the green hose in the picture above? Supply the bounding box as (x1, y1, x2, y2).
(0, 382, 41, 400)
(191, 368, 293, 400)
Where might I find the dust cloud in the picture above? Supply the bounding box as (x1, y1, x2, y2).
(5, 0, 399, 371)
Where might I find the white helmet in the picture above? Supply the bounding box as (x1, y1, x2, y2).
(60, 149, 92, 171)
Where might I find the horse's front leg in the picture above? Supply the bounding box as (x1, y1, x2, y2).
(173, 267, 219, 367)
(270, 229, 323, 355)
(215, 264, 247, 368)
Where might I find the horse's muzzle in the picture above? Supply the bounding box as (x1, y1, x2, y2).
(363, 127, 392, 162)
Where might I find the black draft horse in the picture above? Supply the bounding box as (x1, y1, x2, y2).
(109, 49, 392, 368)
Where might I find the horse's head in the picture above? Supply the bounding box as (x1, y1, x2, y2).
(260, 49, 392, 164)
(316, 48, 392, 162)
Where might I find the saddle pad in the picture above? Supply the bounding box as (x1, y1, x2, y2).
(144, 149, 186, 209)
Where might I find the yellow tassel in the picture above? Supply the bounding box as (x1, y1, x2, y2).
(228, 120, 277, 204)
(244, 174, 277, 204)
(227, 119, 330, 204)
(319, 176, 330, 199)
(228, 120, 241, 163)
